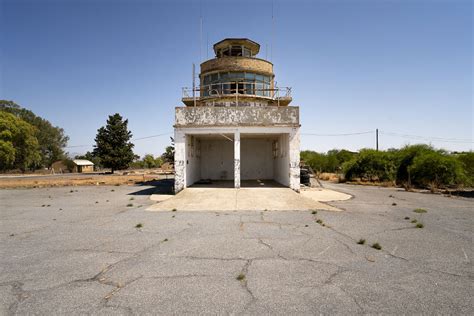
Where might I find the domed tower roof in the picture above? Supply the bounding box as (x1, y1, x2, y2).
(213, 38, 260, 57)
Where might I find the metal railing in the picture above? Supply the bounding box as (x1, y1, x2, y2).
(182, 82, 292, 101)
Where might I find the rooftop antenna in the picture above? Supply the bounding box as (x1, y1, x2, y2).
(271, 0, 274, 62)
(199, 0, 203, 62)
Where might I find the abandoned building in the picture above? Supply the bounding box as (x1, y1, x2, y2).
(174, 38, 300, 192)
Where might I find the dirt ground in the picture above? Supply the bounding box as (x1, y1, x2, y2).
(0, 173, 173, 189)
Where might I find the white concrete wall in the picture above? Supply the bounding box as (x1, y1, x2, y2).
(289, 128, 301, 192)
(174, 131, 186, 193)
(185, 135, 201, 186)
(241, 138, 274, 180)
(200, 139, 234, 180)
(273, 134, 290, 187)
(174, 126, 300, 193)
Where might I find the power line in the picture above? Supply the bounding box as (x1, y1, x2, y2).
(301, 131, 374, 136)
(133, 132, 173, 141)
(379, 131, 473, 144)
(65, 131, 173, 149)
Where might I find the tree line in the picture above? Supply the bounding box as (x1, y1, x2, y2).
(0, 101, 173, 173)
(301, 145, 473, 189)
(0, 100, 69, 171)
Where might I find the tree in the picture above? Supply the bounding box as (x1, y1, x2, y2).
(93, 113, 135, 173)
(0, 111, 41, 171)
(161, 138, 175, 163)
(0, 100, 69, 167)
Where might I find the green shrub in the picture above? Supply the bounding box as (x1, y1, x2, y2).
(395, 144, 435, 186)
(343, 149, 396, 182)
(456, 152, 474, 187)
(408, 151, 464, 188)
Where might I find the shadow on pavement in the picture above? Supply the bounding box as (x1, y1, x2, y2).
(129, 179, 174, 196)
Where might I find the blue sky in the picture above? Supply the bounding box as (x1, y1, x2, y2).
(1, 0, 472, 156)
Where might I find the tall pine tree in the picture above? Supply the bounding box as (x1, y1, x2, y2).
(93, 113, 134, 173)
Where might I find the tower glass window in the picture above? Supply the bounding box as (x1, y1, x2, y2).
(201, 72, 272, 97)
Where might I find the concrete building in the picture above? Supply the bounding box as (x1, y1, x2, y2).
(174, 38, 300, 193)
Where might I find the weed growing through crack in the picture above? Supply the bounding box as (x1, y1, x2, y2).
(236, 273, 245, 281)
(311, 210, 317, 215)
(129, 197, 134, 201)
(127, 203, 133, 207)
(357, 239, 366, 245)
(135, 223, 143, 229)
(172, 208, 177, 212)
(413, 208, 427, 213)
(163, 238, 168, 242)
(416, 223, 424, 228)
(316, 219, 323, 224)
(372, 243, 382, 250)
(411, 219, 418, 223)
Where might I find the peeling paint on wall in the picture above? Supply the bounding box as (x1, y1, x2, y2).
(175, 106, 299, 127)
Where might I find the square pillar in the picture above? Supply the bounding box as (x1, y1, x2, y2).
(174, 130, 186, 193)
(234, 131, 240, 189)
(289, 127, 300, 192)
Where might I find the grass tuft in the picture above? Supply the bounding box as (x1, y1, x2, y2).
(135, 223, 143, 228)
(357, 238, 366, 245)
(316, 219, 323, 224)
(413, 208, 427, 213)
(127, 203, 133, 207)
(416, 223, 424, 228)
(172, 208, 177, 212)
(236, 273, 245, 281)
(404, 217, 410, 220)
(372, 242, 382, 250)
(311, 210, 317, 215)
(411, 219, 417, 223)
(129, 197, 134, 200)
(163, 238, 168, 242)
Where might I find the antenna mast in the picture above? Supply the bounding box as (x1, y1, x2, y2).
(271, 0, 274, 62)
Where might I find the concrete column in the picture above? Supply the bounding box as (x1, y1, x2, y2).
(289, 127, 301, 192)
(174, 130, 186, 193)
(234, 131, 240, 189)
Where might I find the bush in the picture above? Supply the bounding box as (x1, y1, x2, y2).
(343, 149, 396, 182)
(301, 149, 356, 174)
(395, 144, 435, 186)
(456, 152, 474, 187)
(408, 151, 464, 188)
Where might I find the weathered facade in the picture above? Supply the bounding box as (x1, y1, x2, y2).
(174, 38, 300, 193)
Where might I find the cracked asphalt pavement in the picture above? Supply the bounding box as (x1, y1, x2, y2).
(1, 182, 473, 314)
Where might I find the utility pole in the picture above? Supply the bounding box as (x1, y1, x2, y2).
(376, 128, 379, 151)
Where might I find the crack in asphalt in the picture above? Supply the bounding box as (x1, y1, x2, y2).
(238, 259, 256, 313)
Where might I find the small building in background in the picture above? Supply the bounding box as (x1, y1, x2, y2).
(72, 159, 94, 173)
